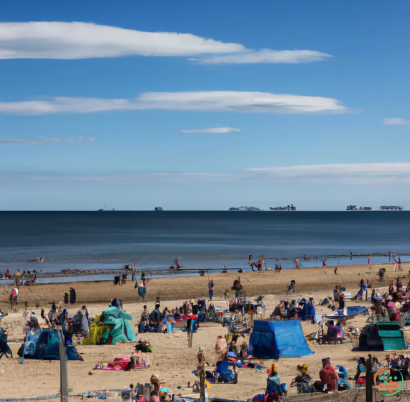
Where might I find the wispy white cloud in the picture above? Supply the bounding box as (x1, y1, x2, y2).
(4, 163, 410, 185)
(190, 49, 332, 64)
(0, 22, 244, 59)
(384, 118, 410, 126)
(0, 22, 332, 66)
(0, 136, 95, 144)
(0, 91, 348, 115)
(245, 163, 410, 183)
(180, 127, 242, 133)
(246, 163, 410, 177)
(26, 172, 233, 182)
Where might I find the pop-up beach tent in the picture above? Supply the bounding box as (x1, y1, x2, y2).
(248, 320, 313, 359)
(355, 322, 407, 351)
(21, 329, 82, 360)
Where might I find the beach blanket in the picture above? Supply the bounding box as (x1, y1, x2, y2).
(100, 353, 150, 370)
(325, 306, 368, 319)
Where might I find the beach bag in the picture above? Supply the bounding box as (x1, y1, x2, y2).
(313, 381, 327, 393)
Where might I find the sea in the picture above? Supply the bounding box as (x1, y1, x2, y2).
(1, 211, 410, 282)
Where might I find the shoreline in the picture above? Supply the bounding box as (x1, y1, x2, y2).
(1, 254, 409, 284)
(1, 262, 408, 309)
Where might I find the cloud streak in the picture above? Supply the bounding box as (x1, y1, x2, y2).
(0, 22, 332, 65)
(190, 49, 332, 64)
(179, 127, 242, 133)
(0, 22, 244, 59)
(0, 91, 348, 115)
(4, 163, 410, 185)
(0, 136, 95, 144)
(245, 163, 410, 183)
(24, 172, 233, 182)
(384, 118, 410, 126)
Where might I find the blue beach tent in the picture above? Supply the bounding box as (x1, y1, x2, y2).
(248, 320, 313, 359)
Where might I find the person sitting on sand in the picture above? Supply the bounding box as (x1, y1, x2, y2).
(291, 364, 314, 393)
(319, 359, 338, 393)
(353, 279, 367, 301)
(265, 363, 285, 399)
(354, 357, 366, 384)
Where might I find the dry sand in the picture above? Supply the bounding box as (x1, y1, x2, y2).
(0, 262, 409, 400)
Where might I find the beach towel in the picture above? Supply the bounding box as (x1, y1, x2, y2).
(99, 307, 136, 344)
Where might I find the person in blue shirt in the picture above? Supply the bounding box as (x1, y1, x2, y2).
(208, 280, 214, 301)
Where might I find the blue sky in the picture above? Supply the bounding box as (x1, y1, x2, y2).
(0, 1, 409, 210)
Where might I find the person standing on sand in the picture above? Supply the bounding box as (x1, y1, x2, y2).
(368, 253, 371, 265)
(208, 279, 214, 301)
(131, 259, 136, 281)
(398, 257, 402, 271)
(339, 293, 345, 310)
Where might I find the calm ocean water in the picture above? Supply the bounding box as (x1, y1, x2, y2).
(1, 211, 410, 275)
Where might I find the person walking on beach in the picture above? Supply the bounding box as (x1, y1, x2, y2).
(398, 257, 402, 271)
(368, 253, 371, 265)
(294, 258, 300, 269)
(131, 259, 136, 281)
(208, 279, 214, 301)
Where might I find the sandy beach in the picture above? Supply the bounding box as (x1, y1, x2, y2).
(1, 262, 409, 400)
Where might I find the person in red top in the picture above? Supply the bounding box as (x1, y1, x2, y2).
(174, 259, 181, 269)
(319, 359, 338, 392)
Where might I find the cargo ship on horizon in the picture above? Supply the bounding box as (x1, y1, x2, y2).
(270, 204, 296, 211)
(346, 205, 404, 211)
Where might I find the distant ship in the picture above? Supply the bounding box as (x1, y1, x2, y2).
(346, 205, 372, 210)
(98, 205, 115, 211)
(346, 205, 404, 211)
(380, 205, 404, 211)
(155, 207, 164, 211)
(270, 204, 296, 211)
(229, 206, 261, 211)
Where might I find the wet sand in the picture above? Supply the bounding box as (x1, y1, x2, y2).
(0, 262, 409, 400)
